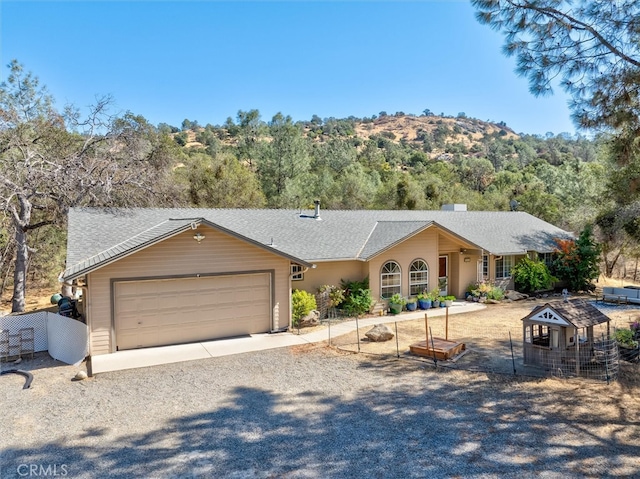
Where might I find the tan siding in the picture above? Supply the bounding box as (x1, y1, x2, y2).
(438, 235, 459, 253)
(294, 261, 367, 293)
(88, 226, 290, 355)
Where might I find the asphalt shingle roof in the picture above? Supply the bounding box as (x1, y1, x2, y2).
(63, 207, 573, 280)
(358, 221, 433, 260)
(525, 300, 610, 328)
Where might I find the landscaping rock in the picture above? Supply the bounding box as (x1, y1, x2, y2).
(365, 324, 394, 342)
(299, 310, 320, 327)
(74, 371, 88, 381)
(505, 290, 529, 301)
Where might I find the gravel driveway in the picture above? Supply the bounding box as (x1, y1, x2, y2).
(1, 344, 639, 478)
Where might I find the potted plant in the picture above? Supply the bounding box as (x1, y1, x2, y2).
(388, 293, 406, 314)
(437, 296, 446, 307)
(428, 288, 440, 308)
(465, 282, 477, 300)
(444, 295, 456, 307)
(417, 292, 432, 310)
(406, 297, 418, 311)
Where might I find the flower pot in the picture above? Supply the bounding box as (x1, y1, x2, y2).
(432, 301, 439, 308)
(389, 302, 403, 314)
(418, 299, 432, 310)
(444, 300, 453, 307)
(440, 301, 446, 308)
(406, 301, 417, 311)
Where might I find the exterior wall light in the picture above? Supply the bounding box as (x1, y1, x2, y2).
(193, 232, 205, 243)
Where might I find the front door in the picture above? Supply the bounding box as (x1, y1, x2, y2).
(438, 255, 448, 295)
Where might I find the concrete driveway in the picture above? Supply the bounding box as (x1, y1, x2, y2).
(90, 302, 485, 374)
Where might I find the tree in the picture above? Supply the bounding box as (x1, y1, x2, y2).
(235, 109, 265, 168)
(472, 1, 640, 133)
(178, 151, 266, 208)
(258, 113, 310, 207)
(473, 1, 640, 200)
(552, 224, 602, 292)
(0, 61, 178, 312)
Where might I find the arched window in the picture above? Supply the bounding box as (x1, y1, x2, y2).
(409, 260, 429, 295)
(380, 261, 401, 299)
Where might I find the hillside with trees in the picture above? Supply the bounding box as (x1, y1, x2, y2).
(1, 59, 638, 311)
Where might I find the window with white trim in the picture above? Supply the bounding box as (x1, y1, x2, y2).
(409, 260, 429, 296)
(495, 255, 514, 279)
(540, 252, 554, 268)
(381, 261, 401, 299)
(291, 264, 304, 281)
(482, 255, 489, 279)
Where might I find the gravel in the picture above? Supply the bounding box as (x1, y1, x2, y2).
(1, 345, 639, 479)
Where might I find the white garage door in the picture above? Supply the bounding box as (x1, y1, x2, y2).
(114, 273, 271, 350)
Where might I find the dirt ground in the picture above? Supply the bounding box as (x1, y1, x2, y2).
(2, 295, 639, 478)
(0, 287, 59, 315)
(308, 295, 640, 385)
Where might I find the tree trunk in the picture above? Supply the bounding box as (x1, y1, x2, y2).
(12, 226, 28, 312)
(11, 196, 32, 313)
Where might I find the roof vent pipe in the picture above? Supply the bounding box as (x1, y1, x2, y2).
(314, 200, 321, 220)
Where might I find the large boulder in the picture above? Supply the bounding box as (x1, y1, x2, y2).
(505, 290, 529, 301)
(298, 310, 320, 327)
(365, 324, 394, 342)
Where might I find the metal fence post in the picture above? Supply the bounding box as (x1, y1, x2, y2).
(509, 331, 516, 375)
(395, 322, 399, 358)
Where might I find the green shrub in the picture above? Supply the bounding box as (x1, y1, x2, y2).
(486, 286, 504, 301)
(615, 328, 638, 348)
(343, 288, 373, 317)
(292, 289, 317, 326)
(340, 277, 372, 316)
(512, 257, 556, 293)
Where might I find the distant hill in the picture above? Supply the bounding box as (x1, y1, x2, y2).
(178, 113, 520, 162)
(351, 114, 517, 146)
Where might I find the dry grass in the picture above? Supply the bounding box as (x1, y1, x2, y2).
(0, 287, 59, 315)
(326, 296, 640, 383)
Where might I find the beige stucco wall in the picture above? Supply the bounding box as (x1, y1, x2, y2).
(485, 254, 526, 290)
(366, 227, 476, 301)
(86, 226, 291, 356)
(457, 255, 482, 295)
(293, 260, 367, 293)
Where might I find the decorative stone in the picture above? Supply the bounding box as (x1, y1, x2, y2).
(74, 371, 88, 381)
(365, 324, 394, 342)
(298, 310, 320, 327)
(505, 290, 529, 301)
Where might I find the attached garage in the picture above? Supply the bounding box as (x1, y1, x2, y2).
(61, 212, 312, 357)
(114, 272, 272, 350)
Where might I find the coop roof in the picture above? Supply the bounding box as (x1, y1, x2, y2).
(523, 299, 610, 329)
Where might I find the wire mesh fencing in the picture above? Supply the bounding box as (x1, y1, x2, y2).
(329, 310, 627, 382)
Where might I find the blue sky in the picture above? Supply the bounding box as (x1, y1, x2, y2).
(2, 1, 576, 135)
